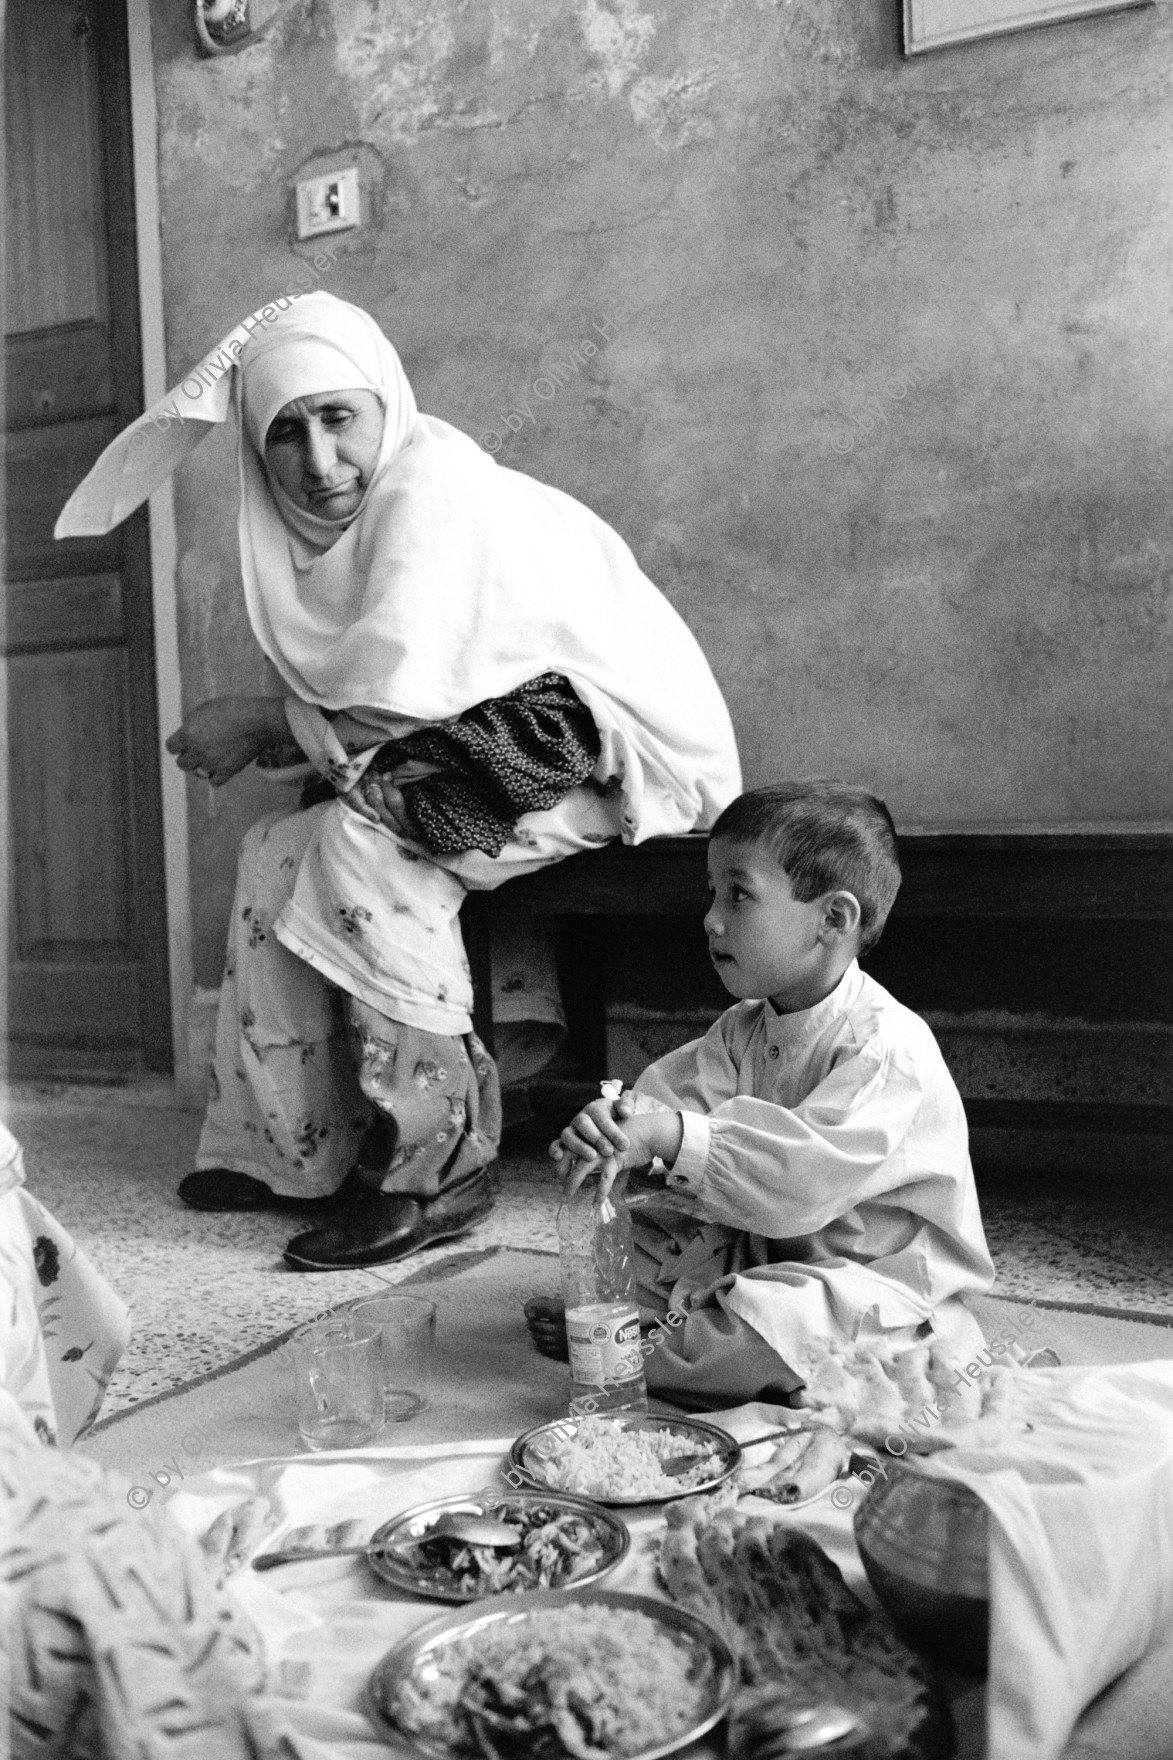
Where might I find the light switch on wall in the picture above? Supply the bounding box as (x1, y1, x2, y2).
(295, 167, 361, 240)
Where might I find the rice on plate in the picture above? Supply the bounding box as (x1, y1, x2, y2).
(386, 1603, 716, 1759)
(534, 1415, 722, 1501)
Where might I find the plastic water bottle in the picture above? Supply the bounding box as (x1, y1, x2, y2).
(559, 1187, 648, 1416)
(558, 1084, 648, 1416)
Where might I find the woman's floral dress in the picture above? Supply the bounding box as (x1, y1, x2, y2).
(195, 677, 623, 1197)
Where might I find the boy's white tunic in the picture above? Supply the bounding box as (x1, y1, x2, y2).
(630, 962, 994, 1369)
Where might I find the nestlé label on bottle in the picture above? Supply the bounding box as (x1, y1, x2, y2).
(566, 1304, 643, 1389)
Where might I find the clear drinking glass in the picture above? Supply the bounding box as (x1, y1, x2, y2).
(348, 1294, 437, 1422)
(289, 1315, 386, 1451)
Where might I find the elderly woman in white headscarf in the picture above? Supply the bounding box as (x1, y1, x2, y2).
(58, 292, 740, 1271)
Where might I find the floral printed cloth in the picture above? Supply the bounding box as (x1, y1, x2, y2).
(196, 783, 623, 1197)
(0, 1124, 129, 1446)
(344, 999, 501, 1196)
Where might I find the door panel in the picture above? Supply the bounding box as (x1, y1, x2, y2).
(4, 1, 108, 332)
(5, 574, 124, 653)
(4, 0, 171, 1076)
(4, 417, 122, 579)
(8, 964, 146, 1054)
(10, 647, 133, 954)
(6, 322, 115, 432)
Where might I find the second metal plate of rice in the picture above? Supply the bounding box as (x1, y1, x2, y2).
(509, 1412, 741, 1506)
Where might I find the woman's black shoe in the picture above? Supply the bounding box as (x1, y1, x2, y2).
(282, 1166, 496, 1270)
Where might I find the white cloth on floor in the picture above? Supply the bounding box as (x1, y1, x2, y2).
(163, 1429, 852, 1760)
(168, 1442, 574, 1758)
(917, 1360, 1173, 1760)
(160, 1408, 1173, 1760)
(629, 961, 995, 1365)
(0, 1123, 129, 1445)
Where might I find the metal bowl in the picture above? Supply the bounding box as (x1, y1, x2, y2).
(852, 1454, 989, 1673)
(366, 1586, 738, 1759)
(509, 1412, 741, 1506)
(367, 1488, 629, 1602)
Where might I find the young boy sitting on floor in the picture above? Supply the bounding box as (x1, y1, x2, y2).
(526, 780, 995, 1409)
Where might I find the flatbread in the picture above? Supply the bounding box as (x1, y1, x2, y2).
(660, 1499, 955, 1759)
(796, 1339, 1027, 1455)
(199, 1496, 276, 1586)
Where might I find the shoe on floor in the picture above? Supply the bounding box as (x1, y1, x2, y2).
(282, 1165, 496, 1271)
(177, 1168, 342, 1214)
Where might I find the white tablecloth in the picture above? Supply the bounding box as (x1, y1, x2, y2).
(165, 1406, 878, 1758)
(166, 1389, 1173, 1760)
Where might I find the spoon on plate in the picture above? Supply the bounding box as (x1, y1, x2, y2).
(739, 1704, 865, 1755)
(661, 1422, 828, 1478)
(251, 1511, 522, 1570)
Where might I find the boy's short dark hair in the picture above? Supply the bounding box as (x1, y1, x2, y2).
(710, 780, 901, 954)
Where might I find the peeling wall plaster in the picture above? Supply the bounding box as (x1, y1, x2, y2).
(578, 0, 657, 99)
(146, 0, 1173, 982)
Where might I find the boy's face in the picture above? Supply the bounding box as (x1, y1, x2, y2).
(704, 837, 852, 1012)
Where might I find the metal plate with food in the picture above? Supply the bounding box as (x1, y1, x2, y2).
(366, 1489, 630, 1602)
(366, 1586, 738, 1760)
(509, 1411, 741, 1505)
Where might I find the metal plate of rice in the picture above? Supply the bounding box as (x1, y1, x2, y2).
(508, 1412, 741, 1505)
(367, 1488, 629, 1601)
(366, 1586, 738, 1759)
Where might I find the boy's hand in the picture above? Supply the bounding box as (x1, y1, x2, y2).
(550, 1095, 683, 1201)
(555, 1093, 636, 1186)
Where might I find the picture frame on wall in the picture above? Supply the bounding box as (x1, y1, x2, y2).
(902, 0, 1151, 54)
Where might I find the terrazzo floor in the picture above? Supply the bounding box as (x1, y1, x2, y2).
(4, 1083, 1171, 1415)
(4, 1083, 559, 1414)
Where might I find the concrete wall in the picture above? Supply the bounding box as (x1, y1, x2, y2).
(147, 0, 1173, 987)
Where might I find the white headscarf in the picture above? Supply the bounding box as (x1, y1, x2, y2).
(236, 301, 416, 555)
(57, 292, 741, 838)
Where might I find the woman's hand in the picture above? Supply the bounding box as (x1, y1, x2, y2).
(166, 697, 291, 786)
(343, 758, 450, 832)
(343, 772, 414, 833)
(550, 1094, 683, 1201)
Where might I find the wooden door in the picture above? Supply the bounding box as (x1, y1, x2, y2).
(4, 0, 171, 1076)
